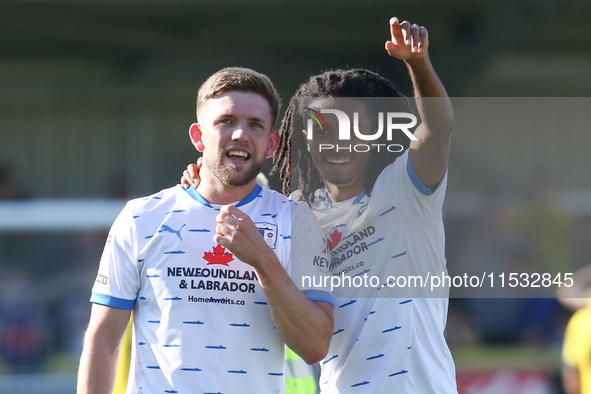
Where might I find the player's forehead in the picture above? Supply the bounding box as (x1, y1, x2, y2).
(202, 91, 272, 124)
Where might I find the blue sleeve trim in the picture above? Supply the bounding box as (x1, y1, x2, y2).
(405, 156, 446, 196)
(303, 289, 333, 306)
(90, 292, 135, 310)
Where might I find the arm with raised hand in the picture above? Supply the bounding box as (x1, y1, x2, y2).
(386, 17, 454, 190)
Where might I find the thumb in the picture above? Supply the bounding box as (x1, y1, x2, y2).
(385, 40, 401, 58)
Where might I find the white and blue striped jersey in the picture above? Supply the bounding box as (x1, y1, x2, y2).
(91, 183, 331, 394)
(304, 150, 457, 394)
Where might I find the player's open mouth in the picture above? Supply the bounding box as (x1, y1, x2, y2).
(226, 150, 250, 162)
(325, 158, 351, 165)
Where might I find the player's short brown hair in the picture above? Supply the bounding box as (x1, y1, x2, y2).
(197, 67, 281, 127)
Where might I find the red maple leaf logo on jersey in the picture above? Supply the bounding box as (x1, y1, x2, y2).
(327, 229, 342, 252)
(203, 245, 234, 266)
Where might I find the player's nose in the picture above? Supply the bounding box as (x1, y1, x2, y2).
(231, 121, 250, 141)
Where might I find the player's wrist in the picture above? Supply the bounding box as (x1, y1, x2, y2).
(404, 53, 430, 69)
(251, 251, 286, 287)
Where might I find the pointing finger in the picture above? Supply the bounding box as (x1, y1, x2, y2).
(389, 17, 405, 46)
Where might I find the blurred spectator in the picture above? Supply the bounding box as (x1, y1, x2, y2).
(0, 269, 48, 373)
(512, 171, 573, 345)
(0, 164, 25, 200)
(453, 196, 532, 344)
(513, 171, 573, 279)
(56, 293, 91, 358)
(108, 175, 132, 200)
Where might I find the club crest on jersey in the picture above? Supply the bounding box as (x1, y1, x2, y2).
(203, 245, 234, 266)
(255, 222, 278, 249)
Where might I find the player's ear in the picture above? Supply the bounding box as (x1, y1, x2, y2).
(302, 129, 310, 152)
(266, 131, 280, 158)
(189, 123, 205, 152)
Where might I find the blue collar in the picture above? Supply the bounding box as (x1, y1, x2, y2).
(184, 183, 262, 208)
(327, 188, 366, 207)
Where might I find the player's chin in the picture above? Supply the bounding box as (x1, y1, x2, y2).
(225, 170, 258, 187)
(322, 173, 354, 187)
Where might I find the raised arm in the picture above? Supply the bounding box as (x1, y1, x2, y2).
(386, 17, 454, 190)
(77, 304, 132, 394)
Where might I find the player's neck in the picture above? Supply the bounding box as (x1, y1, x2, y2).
(325, 182, 364, 203)
(196, 170, 257, 205)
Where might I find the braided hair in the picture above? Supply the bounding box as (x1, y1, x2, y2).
(271, 69, 411, 202)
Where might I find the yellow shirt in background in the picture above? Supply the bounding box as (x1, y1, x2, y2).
(113, 318, 133, 394)
(563, 306, 591, 394)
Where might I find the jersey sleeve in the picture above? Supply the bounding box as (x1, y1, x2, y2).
(90, 202, 141, 310)
(377, 149, 447, 222)
(289, 200, 333, 304)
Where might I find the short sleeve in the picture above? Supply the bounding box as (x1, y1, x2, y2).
(289, 201, 333, 304)
(90, 203, 140, 310)
(376, 150, 447, 222)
